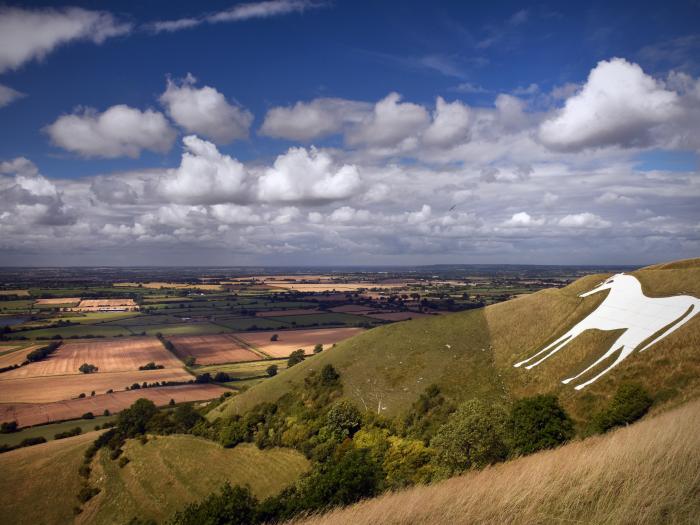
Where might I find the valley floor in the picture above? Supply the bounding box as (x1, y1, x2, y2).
(294, 397, 700, 525)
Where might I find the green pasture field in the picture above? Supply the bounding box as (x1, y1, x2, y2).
(267, 312, 374, 326)
(211, 317, 287, 331)
(0, 415, 116, 448)
(196, 358, 288, 380)
(129, 322, 231, 336)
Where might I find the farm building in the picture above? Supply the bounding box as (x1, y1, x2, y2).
(68, 298, 139, 312)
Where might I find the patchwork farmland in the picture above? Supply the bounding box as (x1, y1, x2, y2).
(0, 266, 573, 438)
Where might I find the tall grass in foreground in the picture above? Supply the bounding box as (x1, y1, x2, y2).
(294, 398, 700, 524)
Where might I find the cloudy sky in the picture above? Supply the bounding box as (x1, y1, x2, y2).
(0, 0, 699, 266)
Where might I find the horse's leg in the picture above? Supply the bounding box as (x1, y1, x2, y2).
(513, 330, 576, 368)
(561, 335, 626, 385)
(572, 345, 636, 390)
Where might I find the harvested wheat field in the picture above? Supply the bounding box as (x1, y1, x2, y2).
(234, 327, 364, 358)
(0, 368, 194, 404)
(296, 399, 700, 525)
(168, 334, 262, 365)
(0, 384, 228, 427)
(365, 311, 434, 321)
(0, 345, 40, 369)
(34, 297, 81, 305)
(1, 337, 182, 379)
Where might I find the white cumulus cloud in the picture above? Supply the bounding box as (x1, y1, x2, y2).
(158, 135, 252, 205)
(45, 104, 176, 158)
(539, 58, 681, 151)
(160, 74, 253, 144)
(260, 98, 370, 141)
(347, 92, 430, 147)
(258, 146, 362, 203)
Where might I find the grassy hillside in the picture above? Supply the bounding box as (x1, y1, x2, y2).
(294, 397, 700, 525)
(0, 433, 309, 525)
(211, 260, 700, 424)
(0, 431, 99, 525)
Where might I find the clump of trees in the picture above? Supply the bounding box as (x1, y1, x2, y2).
(138, 362, 164, 370)
(79, 363, 98, 374)
(266, 364, 278, 377)
(287, 349, 305, 367)
(26, 341, 62, 363)
(593, 383, 652, 432)
(510, 395, 574, 455)
(55, 427, 82, 440)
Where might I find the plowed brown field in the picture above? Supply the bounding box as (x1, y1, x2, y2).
(168, 334, 261, 365)
(0, 368, 194, 404)
(0, 384, 228, 427)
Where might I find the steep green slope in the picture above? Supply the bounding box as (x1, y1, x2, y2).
(212, 260, 700, 424)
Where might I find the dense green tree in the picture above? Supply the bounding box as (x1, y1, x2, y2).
(287, 349, 306, 367)
(320, 364, 340, 385)
(431, 399, 509, 474)
(170, 483, 258, 525)
(266, 364, 278, 377)
(510, 395, 574, 455)
(117, 398, 158, 438)
(593, 383, 653, 432)
(326, 399, 362, 440)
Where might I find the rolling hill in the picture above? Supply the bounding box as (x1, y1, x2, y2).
(210, 258, 700, 425)
(0, 432, 309, 525)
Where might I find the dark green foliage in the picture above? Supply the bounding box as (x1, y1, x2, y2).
(287, 349, 306, 367)
(431, 399, 509, 474)
(82, 411, 95, 419)
(313, 343, 323, 354)
(78, 463, 91, 478)
(402, 384, 455, 444)
(593, 383, 653, 432)
(270, 334, 279, 341)
(510, 395, 575, 455)
(195, 372, 212, 384)
(173, 403, 203, 431)
(55, 427, 82, 440)
(118, 456, 130, 468)
(259, 447, 383, 522)
(79, 362, 99, 374)
(18, 436, 47, 447)
(25, 341, 61, 362)
(213, 371, 231, 382)
(170, 483, 258, 525)
(110, 448, 124, 460)
(77, 486, 100, 503)
(266, 364, 278, 377)
(320, 364, 339, 385)
(117, 398, 158, 438)
(139, 362, 165, 370)
(0, 420, 18, 433)
(103, 409, 110, 416)
(184, 356, 196, 367)
(325, 399, 362, 440)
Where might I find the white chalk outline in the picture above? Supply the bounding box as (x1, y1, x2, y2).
(514, 274, 700, 389)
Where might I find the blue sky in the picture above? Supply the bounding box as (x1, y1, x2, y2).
(0, 0, 698, 265)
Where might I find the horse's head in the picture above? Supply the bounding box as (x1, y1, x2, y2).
(579, 273, 624, 298)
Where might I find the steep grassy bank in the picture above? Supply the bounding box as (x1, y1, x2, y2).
(294, 397, 700, 525)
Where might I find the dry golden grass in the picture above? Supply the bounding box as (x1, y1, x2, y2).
(295, 398, 700, 525)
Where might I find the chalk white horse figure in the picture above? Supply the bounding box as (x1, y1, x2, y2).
(514, 273, 700, 390)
